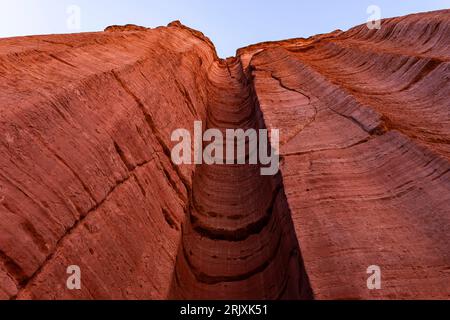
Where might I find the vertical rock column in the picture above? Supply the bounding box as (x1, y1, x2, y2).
(170, 58, 312, 300)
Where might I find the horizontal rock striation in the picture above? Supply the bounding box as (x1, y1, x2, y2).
(0, 10, 449, 300)
(244, 9, 450, 299)
(169, 58, 311, 299)
(0, 23, 215, 299)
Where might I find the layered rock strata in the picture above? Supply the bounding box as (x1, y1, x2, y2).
(169, 58, 311, 299)
(0, 10, 449, 300)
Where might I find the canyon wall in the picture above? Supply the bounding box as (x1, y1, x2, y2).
(0, 10, 449, 299)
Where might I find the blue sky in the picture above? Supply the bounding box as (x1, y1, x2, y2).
(0, 0, 449, 57)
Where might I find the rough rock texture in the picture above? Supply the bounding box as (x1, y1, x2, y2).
(169, 58, 312, 300)
(0, 10, 449, 300)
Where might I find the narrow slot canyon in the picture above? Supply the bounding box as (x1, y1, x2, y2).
(169, 58, 312, 299)
(0, 10, 449, 300)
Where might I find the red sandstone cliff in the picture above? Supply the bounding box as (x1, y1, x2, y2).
(0, 10, 449, 300)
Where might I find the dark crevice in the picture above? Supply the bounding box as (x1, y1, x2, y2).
(112, 70, 192, 196)
(14, 158, 156, 299)
(403, 58, 442, 91)
(113, 141, 134, 171)
(48, 53, 77, 68)
(162, 208, 180, 231)
(169, 58, 313, 300)
(181, 229, 283, 285)
(191, 185, 281, 242)
(0, 250, 28, 287)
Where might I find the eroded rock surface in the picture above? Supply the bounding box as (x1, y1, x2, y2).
(0, 10, 449, 300)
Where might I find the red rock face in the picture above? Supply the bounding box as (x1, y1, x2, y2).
(0, 10, 449, 300)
